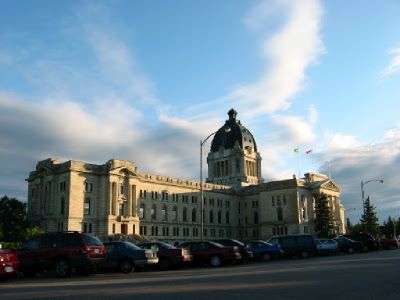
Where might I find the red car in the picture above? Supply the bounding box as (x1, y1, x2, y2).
(380, 238, 399, 250)
(138, 242, 192, 270)
(18, 232, 107, 278)
(0, 249, 20, 277)
(177, 241, 241, 267)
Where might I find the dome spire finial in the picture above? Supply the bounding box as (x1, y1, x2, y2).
(228, 108, 237, 121)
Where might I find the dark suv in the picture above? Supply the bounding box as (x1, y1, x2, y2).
(341, 233, 379, 251)
(18, 231, 107, 278)
(267, 235, 317, 258)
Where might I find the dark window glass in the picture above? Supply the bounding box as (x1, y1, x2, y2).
(23, 237, 40, 250)
(82, 234, 103, 246)
(56, 234, 81, 247)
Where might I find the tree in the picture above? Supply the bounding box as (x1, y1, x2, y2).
(360, 196, 379, 235)
(346, 218, 354, 234)
(0, 195, 28, 242)
(314, 193, 335, 238)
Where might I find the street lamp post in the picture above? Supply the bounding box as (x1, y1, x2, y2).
(200, 132, 216, 241)
(200, 127, 231, 241)
(361, 179, 383, 233)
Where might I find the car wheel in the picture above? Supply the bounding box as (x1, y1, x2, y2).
(261, 253, 272, 261)
(119, 259, 133, 273)
(159, 257, 172, 271)
(300, 251, 309, 259)
(347, 247, 354, 254)
(210, 255, 223, 267)
(54, 259, 71, 278)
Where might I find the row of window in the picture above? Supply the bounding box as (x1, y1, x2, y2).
(245, 160, 257, 177)
(139, 225, 230, 238)
(271, 195, 287, 206)
(238, 212, 259, 225)
(139, 204, 230, 225)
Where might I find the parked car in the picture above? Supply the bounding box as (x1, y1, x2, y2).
(177, 241, 241, 267)
(341, 233, 379, 251)
(244, 240, 282, 261)
(379, 238, 399, 250)
(137, 242, 192, 270)
(18, 231, 107, 278)
(0, 249, 19, 278)
(212, 239, 253, 260)
(103, 241, 158, 273)
(334, 237, 362, 254)
(315, 239, 338, 255)
(267, 235, 317, 258)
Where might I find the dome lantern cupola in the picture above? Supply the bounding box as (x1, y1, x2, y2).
(207, 109, 263, 188)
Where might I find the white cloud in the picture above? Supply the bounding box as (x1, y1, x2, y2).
(322, 132, 358, 154)
(380, 47, 400, 78)
(317, 126, 400, 222)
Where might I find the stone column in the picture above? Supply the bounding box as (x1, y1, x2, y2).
(131, 185, 137, 217)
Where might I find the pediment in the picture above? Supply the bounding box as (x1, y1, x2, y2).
(320, 180, 341, 192)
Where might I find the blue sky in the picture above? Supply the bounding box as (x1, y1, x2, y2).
(1, 0, 400, 223)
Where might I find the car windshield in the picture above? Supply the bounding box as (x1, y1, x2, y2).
(158, 242, 174, 249)
(82, 234, 103, 246)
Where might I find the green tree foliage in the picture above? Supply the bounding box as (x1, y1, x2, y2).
(346, 218, 354, 234)
(360, 196, 379, 235)
(380, 216, 400, 238)
(314, 193, 335, 238)
(0, 195, 28, 242)
(23, 227, 44, 241)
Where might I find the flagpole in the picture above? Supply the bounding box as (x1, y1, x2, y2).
(298, 152, 301, 178)
(294, 148, 300, 179)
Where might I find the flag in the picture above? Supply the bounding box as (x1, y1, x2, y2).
(306, 149, 313, 154)
(293, 148, 299, 153)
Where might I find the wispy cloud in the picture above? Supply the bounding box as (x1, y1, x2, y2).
(380, 47, 400, 78)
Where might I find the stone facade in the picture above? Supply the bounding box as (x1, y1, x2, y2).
(26, 111, 346, 243)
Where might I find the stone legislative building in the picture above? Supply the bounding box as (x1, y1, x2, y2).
(26, 109, 346, 242)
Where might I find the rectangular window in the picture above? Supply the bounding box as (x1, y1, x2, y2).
(85, 182, 93, 193)
(112, 224, 115, 234)
(120, 185, 124, 195)
(89, 223, 92, 233)
(84, 198, 91, 215)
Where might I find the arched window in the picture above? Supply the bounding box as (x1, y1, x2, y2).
(209, 210, 214, 223)
(161, 205, 167, 221)
(218, 210, 222, 224)
(277, 207, 283, 221)
(172, 206, 178, 221)
(183, 207, 187, 222)
(151, 204, 157, 220)
(192, 208, 197, 223)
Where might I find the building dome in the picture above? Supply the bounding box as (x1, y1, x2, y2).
(210, 109, 258, 152)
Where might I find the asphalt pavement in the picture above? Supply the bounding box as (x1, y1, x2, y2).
(1, 249, 399, 300)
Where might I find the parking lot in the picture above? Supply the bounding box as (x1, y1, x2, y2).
(1, 249, 399, 300)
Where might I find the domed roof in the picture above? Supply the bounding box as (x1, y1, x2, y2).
(210, 109, 258, 152)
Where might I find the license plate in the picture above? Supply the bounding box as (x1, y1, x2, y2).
(5, 266, 14, 273)
(94, 249, 99, 254)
